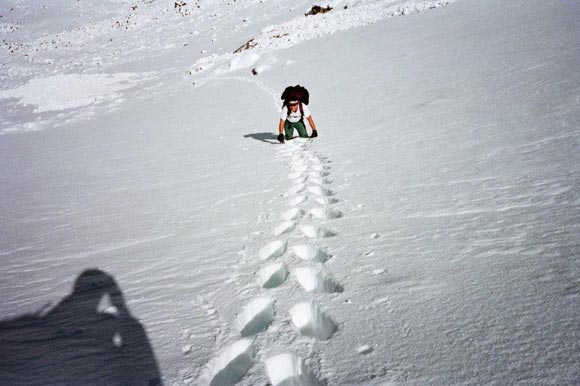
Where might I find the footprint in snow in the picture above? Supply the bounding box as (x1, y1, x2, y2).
(315, 197, 339, 205)
(236, 297, 275, 337)
(300, 225, 338, 238)
(291, 175, 308, 184)
(311, 164, 331, 172)
(291, 164, 308, 172)
(288, 183, 306, 195)
(308, 186, 334, 197)
(273, 221, 296, 236)
(199, 338, 255, 386)
(293, 266, 343, 293)
(259, 240, 287, 260)
(292, 244, 332, 263)
(281, 207, 304, 221)
(265, 353, 322, 386)
(289, 301, 337, 340)
(308, 176, 333, 185)
(256, 262, 287, 288)
(309, 207, 343, 220)
(309, 170, 331, 177)
(288, 171, 305, 180)
(288, 195, 307, 207)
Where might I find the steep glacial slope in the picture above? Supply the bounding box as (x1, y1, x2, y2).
(0, 0, 578, 385)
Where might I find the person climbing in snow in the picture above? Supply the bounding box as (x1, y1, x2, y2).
(278, 85, 318, 143)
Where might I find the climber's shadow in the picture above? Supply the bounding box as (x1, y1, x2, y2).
(243, 132, 279, 144)
(0, 269, 162, 386)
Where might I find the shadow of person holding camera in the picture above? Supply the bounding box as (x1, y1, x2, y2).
(0, 269, 162, 386)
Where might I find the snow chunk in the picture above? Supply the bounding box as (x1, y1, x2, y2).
(289, 302, 336, 340)
(288, 196, 307, 207)
(314, 197, 339, 205)
(289, 183, 306, 195)
(259, 240, 287, 260)
(308, 186, 335, 196)
(288, 172, 305, 180)
(292, 245, 331, 263)
(0, 73, 147, 113)
(294, 267, 343, 293)
(309, 207, 343, 220)
(281, 208, 304, 221)
(274, 221, 296, 236)
(265, 354, 322, 386)
(357, 345, 373, 355)
(200, 338, 255, 386)
(236, 297, 275, 337)
(257, 262, 288, 288)
(300, 225, 337, 238)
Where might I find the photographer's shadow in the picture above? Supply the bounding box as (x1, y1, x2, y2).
(0, 269, 162, 386)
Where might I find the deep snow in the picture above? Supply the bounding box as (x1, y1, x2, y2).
(1, 0, 579, 385)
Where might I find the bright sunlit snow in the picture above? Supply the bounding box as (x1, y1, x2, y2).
(1, 0, 579, 385)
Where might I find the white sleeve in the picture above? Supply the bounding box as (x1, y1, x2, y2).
(303, 104, 312, 118)
(280, 106, 288, 120)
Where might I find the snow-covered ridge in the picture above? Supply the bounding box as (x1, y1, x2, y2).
(0, 0, 454, 136)
(190, 0, 452, 76)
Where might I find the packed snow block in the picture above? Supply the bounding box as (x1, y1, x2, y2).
(311, 164, 330, 172)
(292, 245, 331, 263)
(259, 240, 287, 260)
(274, 221, 297, 236)
(309, 177, 324, 185)
(289, 302, 336, 340)
(290, 175, 307, 184)
(357, 345, 373, 355)
(309, 170, 330, 177)
(308, 186, 334, 197)
(265, 354, 322, 386)
(288, 172, 304, 180)
(257, 262, 288, 288)
(288, 184, 306, 195)
(314, 197, 339, 205)
(236, 297, 275, 337)
(281, 208, 304, 221)
(291, 164, 308, 172)
(288, 196, 307, 207)
(200, 338, 255, 386)
(309, 207, 343, 220)
(293, 267, 343, 293)
(300, 225, 337, 238)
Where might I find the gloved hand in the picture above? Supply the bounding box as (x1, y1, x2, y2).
(277, 133, 285, 143)
(310, 130, 318, 138)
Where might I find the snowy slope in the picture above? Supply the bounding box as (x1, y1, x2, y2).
(1, 0, 579, 385)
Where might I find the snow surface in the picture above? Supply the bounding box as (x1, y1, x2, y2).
(1, 0, 579, 385)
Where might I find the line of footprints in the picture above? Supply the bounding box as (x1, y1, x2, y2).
(200, 139, 342, 386)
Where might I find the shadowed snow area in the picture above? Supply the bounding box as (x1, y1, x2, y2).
(0, 0, 579, 384)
